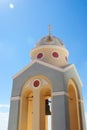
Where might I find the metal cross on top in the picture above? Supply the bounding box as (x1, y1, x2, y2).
(48, 24, 52, 35)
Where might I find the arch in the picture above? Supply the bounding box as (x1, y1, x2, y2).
(18, 75, 52, 130)
(40, 84, 52, 130)
(18, 86, 33, 130)
(68, 79, 81, 130)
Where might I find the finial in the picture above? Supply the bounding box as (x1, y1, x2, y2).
(47, 25, 52, 42)
(48, 24, 52, 36)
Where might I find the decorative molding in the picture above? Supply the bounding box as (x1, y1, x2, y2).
(78, 99, 84, 103)
(52, 92, 84, 104)
(11, 96, 21, 101)
(12, 60, 36, 79)
(12, 60, 63, 79)
(42, 79, 48, 85)
(11, 93, 83, 104)
(52, 91, 69, 97)
(12, 60, 82, 87)
(73, 65, 83, 86)
(38, 60, 66, 72)
(26, 82, 31, 88)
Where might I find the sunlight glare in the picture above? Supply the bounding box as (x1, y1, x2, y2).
(9, 3, 14, 9)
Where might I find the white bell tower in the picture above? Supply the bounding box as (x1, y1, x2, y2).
(8, 32, 86, 130)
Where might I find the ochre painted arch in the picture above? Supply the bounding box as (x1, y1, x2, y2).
(68, 79, 81, 130)
(18, 75, 52, 130)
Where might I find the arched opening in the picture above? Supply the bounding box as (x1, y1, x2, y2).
(27, 93, 33, 130)
(40, 86, 52, 130)
(45, 98, 52, 130)
(19, 75, 52, 130)
(68, 79, 81, 130)
(19, 89, 33, 130)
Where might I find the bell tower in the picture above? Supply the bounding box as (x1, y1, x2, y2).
(8, 33, 86, 130)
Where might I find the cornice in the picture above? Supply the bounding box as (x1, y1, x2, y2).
(12, 60, 82, 87)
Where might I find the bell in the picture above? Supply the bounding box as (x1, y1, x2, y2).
(45, 99, 51, 115)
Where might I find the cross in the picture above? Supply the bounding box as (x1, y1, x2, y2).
(48, 24, 52, 35)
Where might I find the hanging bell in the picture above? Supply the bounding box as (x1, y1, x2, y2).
(45, 99, 51, 115)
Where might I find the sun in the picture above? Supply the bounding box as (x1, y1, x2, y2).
(9, 3, 14, 9)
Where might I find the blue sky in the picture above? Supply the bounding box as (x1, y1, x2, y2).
(0, 0, 87, 129)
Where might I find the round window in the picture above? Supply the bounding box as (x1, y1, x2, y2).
(52, 52, 59, 58)
(33, 80, 40, 87)
(37, 53, 43, 59)
(65, 56, 68, 62)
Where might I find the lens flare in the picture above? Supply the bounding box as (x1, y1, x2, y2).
(9, 3, 14, 9)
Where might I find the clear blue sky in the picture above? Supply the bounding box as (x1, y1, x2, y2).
(0, 0, 87, 129)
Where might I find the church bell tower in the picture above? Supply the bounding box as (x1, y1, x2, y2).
(8, 32, 86, 130)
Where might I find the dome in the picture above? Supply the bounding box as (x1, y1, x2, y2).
(36, 35, 65, 47)
(31, 35, 69, 67)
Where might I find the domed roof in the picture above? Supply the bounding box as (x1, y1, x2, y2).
(36, 35, 65, 48)
(31, 34, 69, 67)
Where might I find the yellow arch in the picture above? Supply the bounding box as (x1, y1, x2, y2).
(68, 79, 81, 130)
(18, 75, 52, 130)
